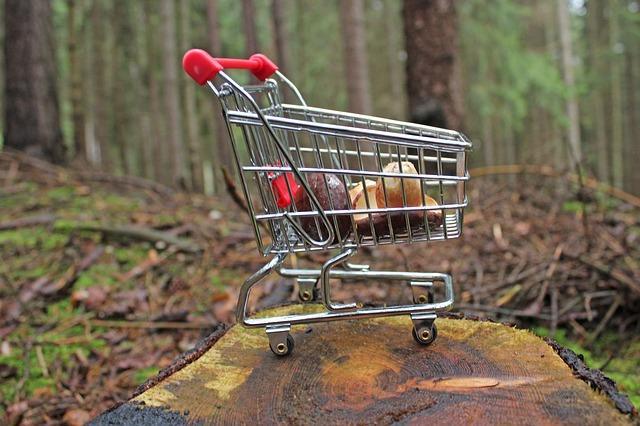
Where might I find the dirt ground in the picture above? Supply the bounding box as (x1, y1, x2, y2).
(1, 153, 639, 424)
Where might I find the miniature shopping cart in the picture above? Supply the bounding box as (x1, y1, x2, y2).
(183, 49, 471, 356)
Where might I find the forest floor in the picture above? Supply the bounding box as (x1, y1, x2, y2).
(1, 152, 639, 425)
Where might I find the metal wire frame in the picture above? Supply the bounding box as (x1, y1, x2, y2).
(206, 71, 470, 256)
(194, 65, 472, 354)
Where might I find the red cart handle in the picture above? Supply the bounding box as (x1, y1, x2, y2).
(183, 49, 278, 85)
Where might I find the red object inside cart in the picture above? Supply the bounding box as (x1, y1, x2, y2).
(271, 173, 300, 208)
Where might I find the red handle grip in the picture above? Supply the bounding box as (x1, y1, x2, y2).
(183, 49, 278, 84)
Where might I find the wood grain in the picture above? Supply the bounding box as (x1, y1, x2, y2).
(120, 305, 631, 425)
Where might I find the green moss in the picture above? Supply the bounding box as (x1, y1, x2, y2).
(46, 186, 76, 202)
(0, 229, 40, 248)
(534, 327, 640, 408)
(114, 246, 148, 268)
(134, 366, 160, 385)
(561, 200, 584, 214)
(0, 228, 67, 252)
(73, 263, 119, 290)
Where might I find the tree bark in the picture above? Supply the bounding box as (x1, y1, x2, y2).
(609, 0, 624, 189)
(4, 0, 65, 163)
(67, 0, 87, 163)
(339, 0, 372, 115)
(586, 0, 609, 182)
(161, 0, 187, 188)
(384, 0, 405, 120)
(180, 0, 203, 192)
(557, 0, 582, 171)
(97, 305, 635, 424)
(402, 0, 462, 130)
(271, 0, 291, 77)
(112, 2, 134, 175)
(89, 0, 110, 170)
(207, 0, 233, 194)
(241, 0, 259, 56)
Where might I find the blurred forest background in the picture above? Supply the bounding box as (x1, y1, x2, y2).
(2, 0, 640, 423)
(2, 0, 640, 194)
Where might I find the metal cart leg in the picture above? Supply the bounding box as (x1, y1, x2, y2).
(320, 247, 358, 311)
(236, 252, 288, 326)
(266, 324, 294, 356)
(411, 312, 438, 346)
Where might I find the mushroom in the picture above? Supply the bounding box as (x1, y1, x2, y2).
(376, 161, 422, 208)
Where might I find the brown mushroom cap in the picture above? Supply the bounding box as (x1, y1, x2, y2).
(376, 161, 422, 208)
(294, 173, 352, 243)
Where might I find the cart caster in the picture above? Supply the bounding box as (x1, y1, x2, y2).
(410, 281, 434, 304)
(297, 278, 318, 303)
(266, 325, 294, 356)
(412, 322, 437, 346)
(270, 334, 294, 356)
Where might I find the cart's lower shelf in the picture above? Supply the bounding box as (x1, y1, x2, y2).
(94, 305, 634, 425)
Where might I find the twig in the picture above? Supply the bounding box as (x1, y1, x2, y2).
(41, 245, 105, 297)
(469, 164, 640, 209)
(222, 166, 248, 211)
(0, 213, 56, 231)
(63, 223, 201, 253)
(1, 149, 174, 196)
(588, 296, 622, 345)
(74, 171, 174, 197)
(568, 254, 640, 296)
(35, 345, 49, 378)
(89, 319, 214, 329)
(119, 247, 177, 282)
(222, 166, 270, 234)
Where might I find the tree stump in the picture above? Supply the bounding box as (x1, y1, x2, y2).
(94, 305, 636, 425)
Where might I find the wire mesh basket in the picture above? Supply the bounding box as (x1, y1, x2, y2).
(184, 49, 471, 356)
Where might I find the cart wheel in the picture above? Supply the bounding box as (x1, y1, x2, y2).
(270, 334, 294, 356)
(412, 322, 437, 346)
(298, 288, 316, 302)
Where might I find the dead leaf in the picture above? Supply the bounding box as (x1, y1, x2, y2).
(63, 408, 91, 426)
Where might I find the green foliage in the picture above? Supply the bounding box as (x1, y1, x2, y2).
(460, 0, 566, 156)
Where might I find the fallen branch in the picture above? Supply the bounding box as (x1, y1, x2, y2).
(469, 164, 640, 209)
(0, 213, 57, 231)
(222, 166, 270, 234)
(89, 319, 213, 330)
(1, 149, 174, 196)
(567, 253, 640, 296)
(60, 222, 201, 253)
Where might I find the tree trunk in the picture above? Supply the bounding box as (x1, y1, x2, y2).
(207, 0, 232, 194)
(180, 0, 203, 192)
(557, 0, 582, 171)
(4, 0, 65, 163)
(271, 0, 291, 77)
(96, 305, 636, 424)
(384, 0, 405, 120)
(241, 0, 259, 56)
(161, 0, 187, 188)
(624, 31, 639, 194)
(143, 0, 164, 184)
(609, 0, 624, 189)
(339, 0, 372, 115)
(67, 0, 87, 163)
(112, 2, 134, 175)
(586, 0, 609, 182)
(90, 0, 110, 171)
(402, 0, 462, 130)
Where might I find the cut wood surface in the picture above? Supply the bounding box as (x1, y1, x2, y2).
(95, 305, 634, 425)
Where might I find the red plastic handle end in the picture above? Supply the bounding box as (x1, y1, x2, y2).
(249, 54, 278, 81)
(183, 49, 223, 85)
